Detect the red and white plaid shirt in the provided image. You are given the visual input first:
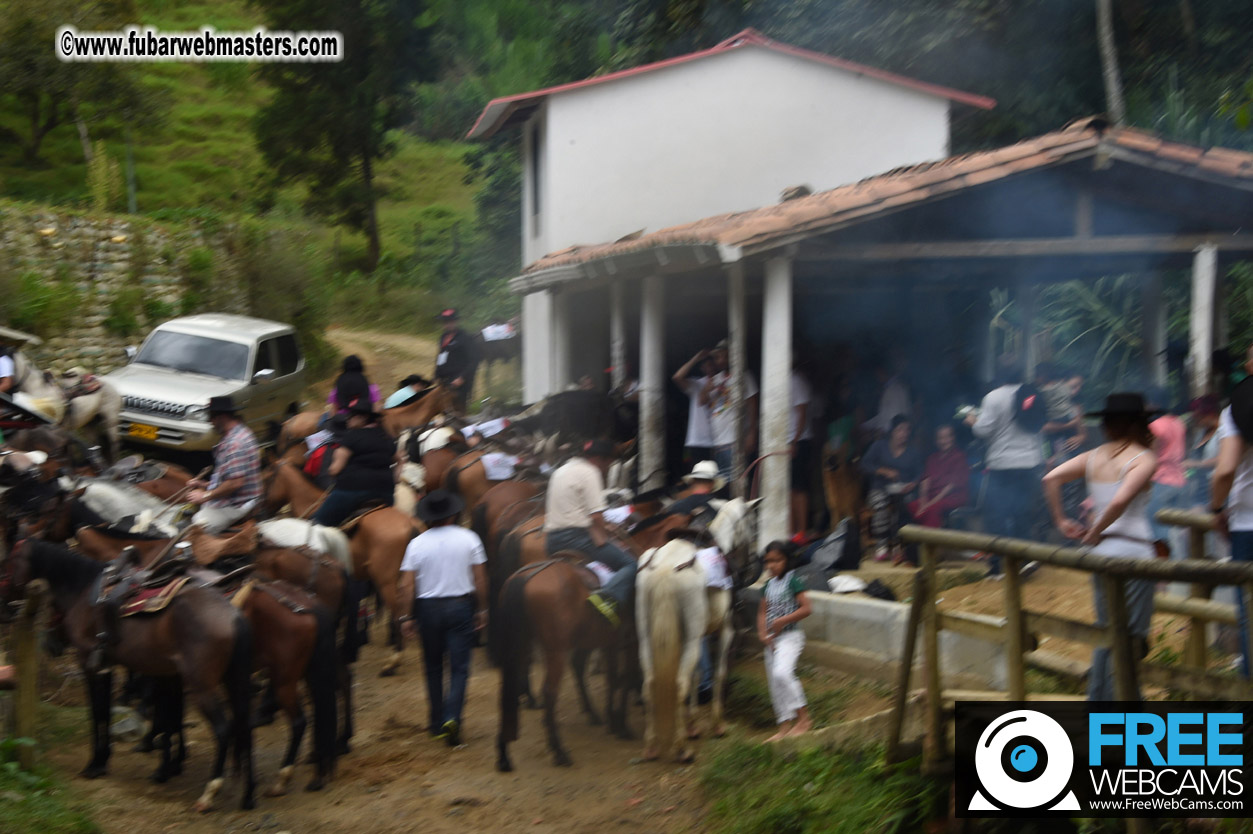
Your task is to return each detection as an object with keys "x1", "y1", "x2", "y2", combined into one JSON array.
[{"x1": 208, "y1": 421, "x2": 261, "y2": 508}]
